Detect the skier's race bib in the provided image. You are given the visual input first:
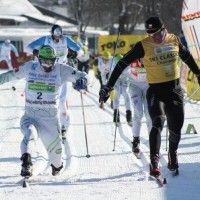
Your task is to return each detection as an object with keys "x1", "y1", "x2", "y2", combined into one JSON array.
[{"x1": 25, "y1": 64, "x2": 61, "y2": 108}]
